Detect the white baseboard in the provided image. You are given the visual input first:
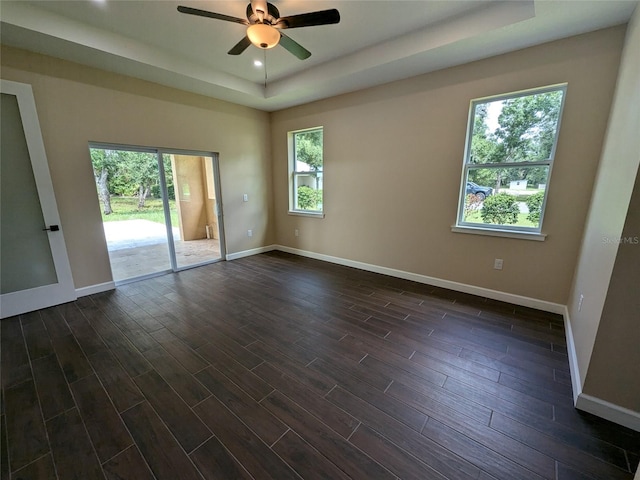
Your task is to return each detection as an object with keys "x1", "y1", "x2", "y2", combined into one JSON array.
[
  {"x1": 275, "y1": 245, "x2": 565, "y2": 314},
  {"x1": 226, "y1": 245, "x2": 276, "y2": 261},
  {"x1": 576, "y1": 394, "x2": 640, "y2": 432},
  {"x1": 564, "y1": 307, "x2": 640, "y2": 432},
  {"x1": 75, "y1": 281, "x2": 115, "y2": 297},
  {"x1": 563, "y1": 307, "x2": 583, "y2": 405}
]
